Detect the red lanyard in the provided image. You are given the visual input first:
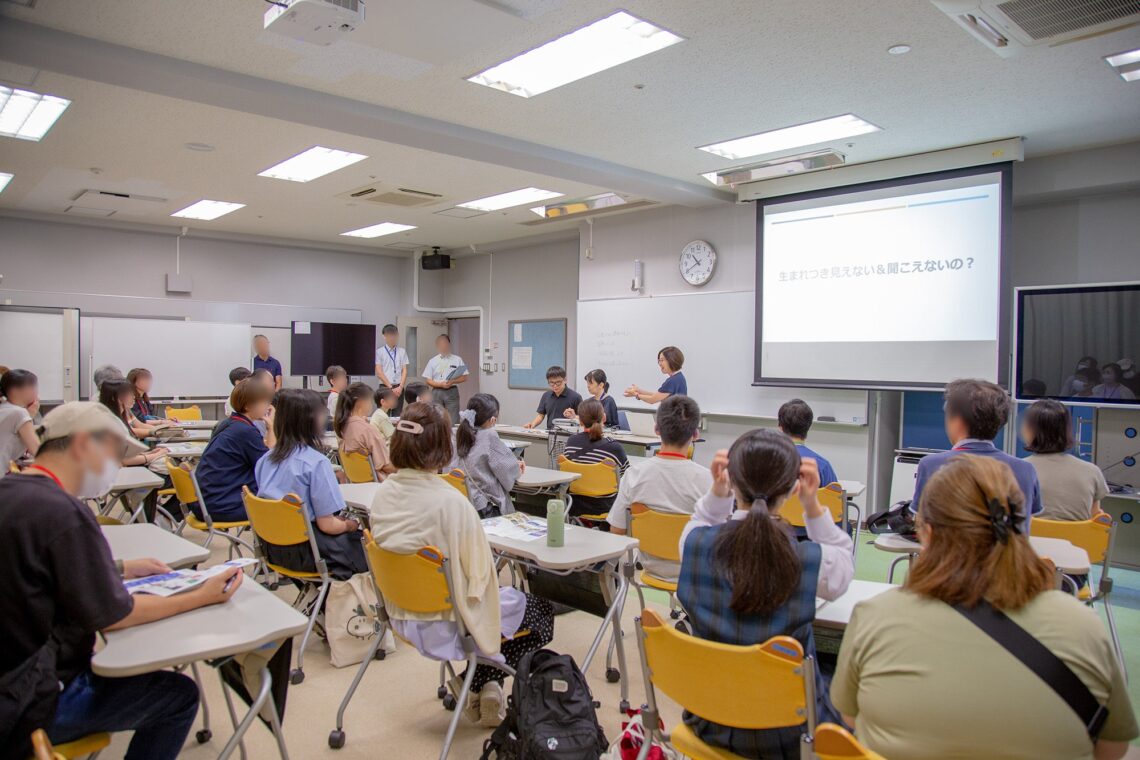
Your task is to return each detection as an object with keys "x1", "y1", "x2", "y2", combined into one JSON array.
[
  {"x1": 229, "y1": 414, "x2": 254, "y2": 427},
  {"x1": 25, "y1": 464, "x2": 64, "y2": 490},
  {"x1": 656, "y1": 451, "x2": 688, "y2": 460}
]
